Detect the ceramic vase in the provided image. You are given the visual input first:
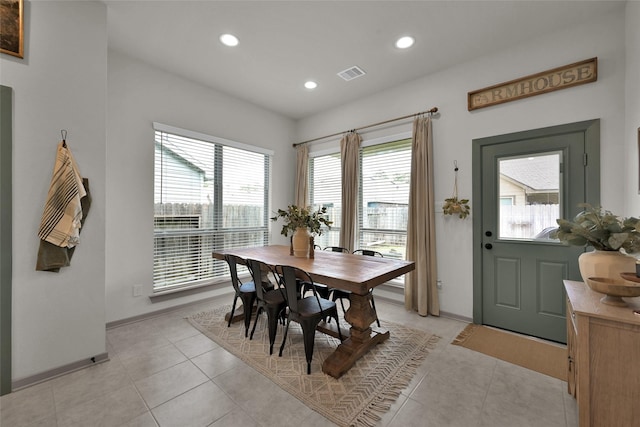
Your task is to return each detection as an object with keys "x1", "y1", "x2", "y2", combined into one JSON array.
[
  {"x1": 292, "y1": 227, "x2": 310, "y2": 257},
  {"x1": 578, "y1": 250, "x2": 636, "y2": 283}
]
